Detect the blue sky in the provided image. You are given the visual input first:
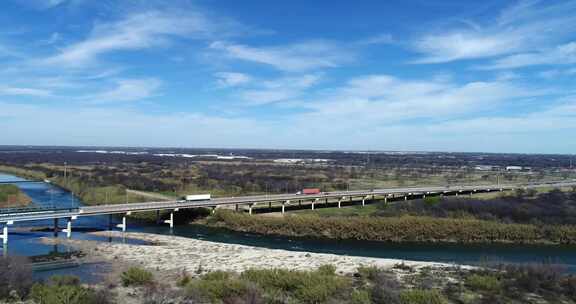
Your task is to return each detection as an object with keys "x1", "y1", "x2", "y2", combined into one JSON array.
[{"x1": 1, "y1": 0, "x2": 575, "y2": 153}]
